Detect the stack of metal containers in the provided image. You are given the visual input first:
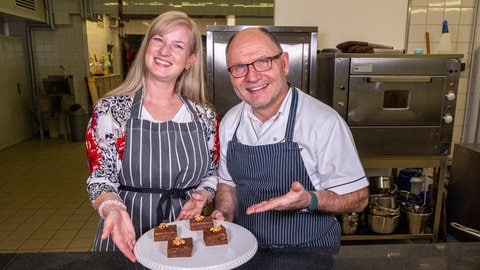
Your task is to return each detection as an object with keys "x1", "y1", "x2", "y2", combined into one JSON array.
[{"x1": 367, "y1": 176, "x2": 400, "y2": 234}]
